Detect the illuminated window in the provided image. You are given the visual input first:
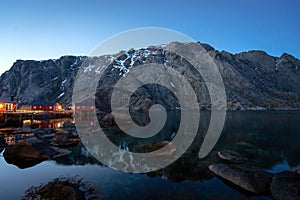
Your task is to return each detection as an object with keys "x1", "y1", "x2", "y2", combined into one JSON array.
[{"x1": 5, "y1": 104, "x2": 13, "y2": 111}]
